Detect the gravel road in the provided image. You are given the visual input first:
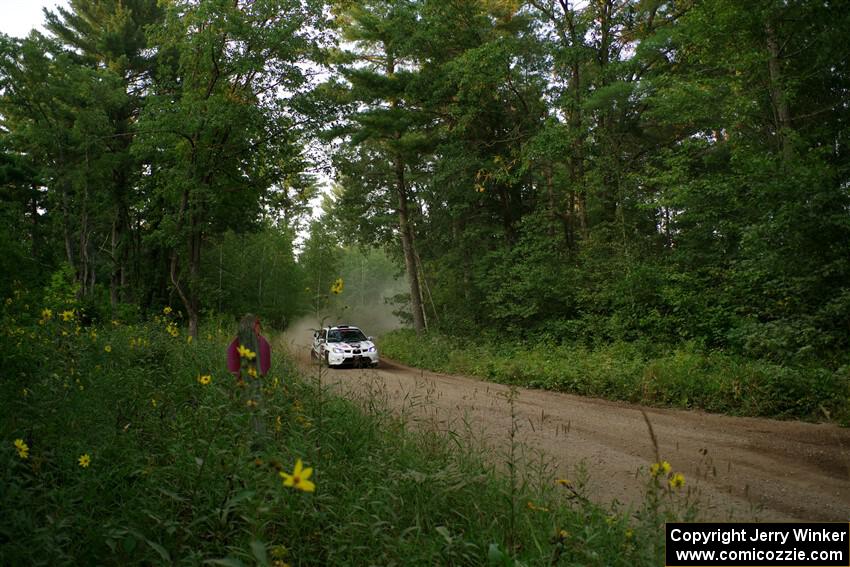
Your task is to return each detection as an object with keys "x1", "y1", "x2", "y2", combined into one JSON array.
[{"x1": 283, "y1": 337, "x2": 850, "y2": 521}]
